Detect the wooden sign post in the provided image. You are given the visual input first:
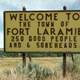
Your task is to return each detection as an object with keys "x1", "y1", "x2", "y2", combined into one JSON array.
[
  {"x1": 63, "y1": 53, "x2": 67, "y2": 77},
  {"x1": 63, "y1": 6, "x2": 67, "y2": 78},
  {"x1": 22, "y1": 7, "x2": 26, "y2": 68}
]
